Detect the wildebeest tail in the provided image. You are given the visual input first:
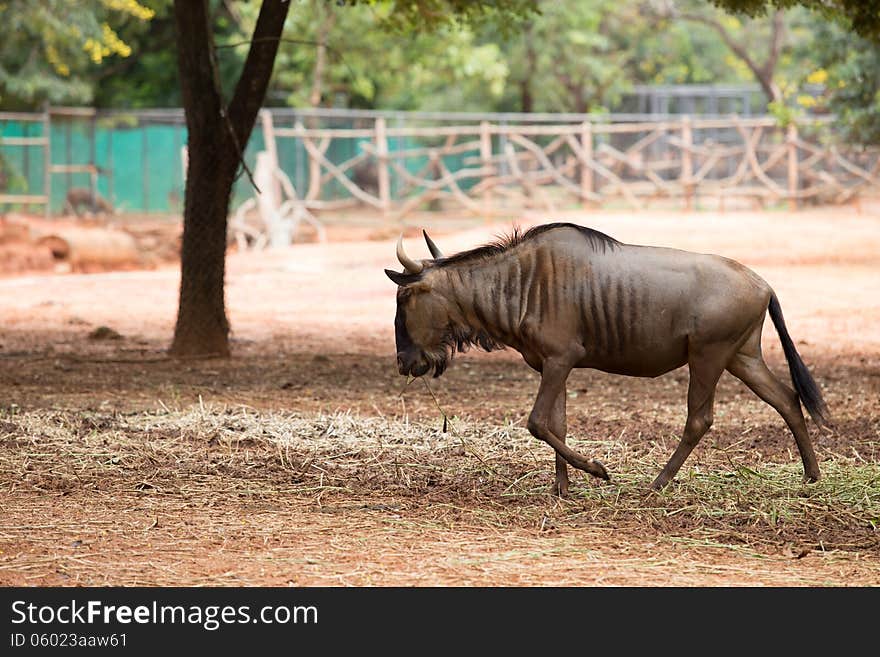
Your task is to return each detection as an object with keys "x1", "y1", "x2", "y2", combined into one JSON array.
[{"x1": 768, "y1": 294, "x2": 831, "y2": 428}]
